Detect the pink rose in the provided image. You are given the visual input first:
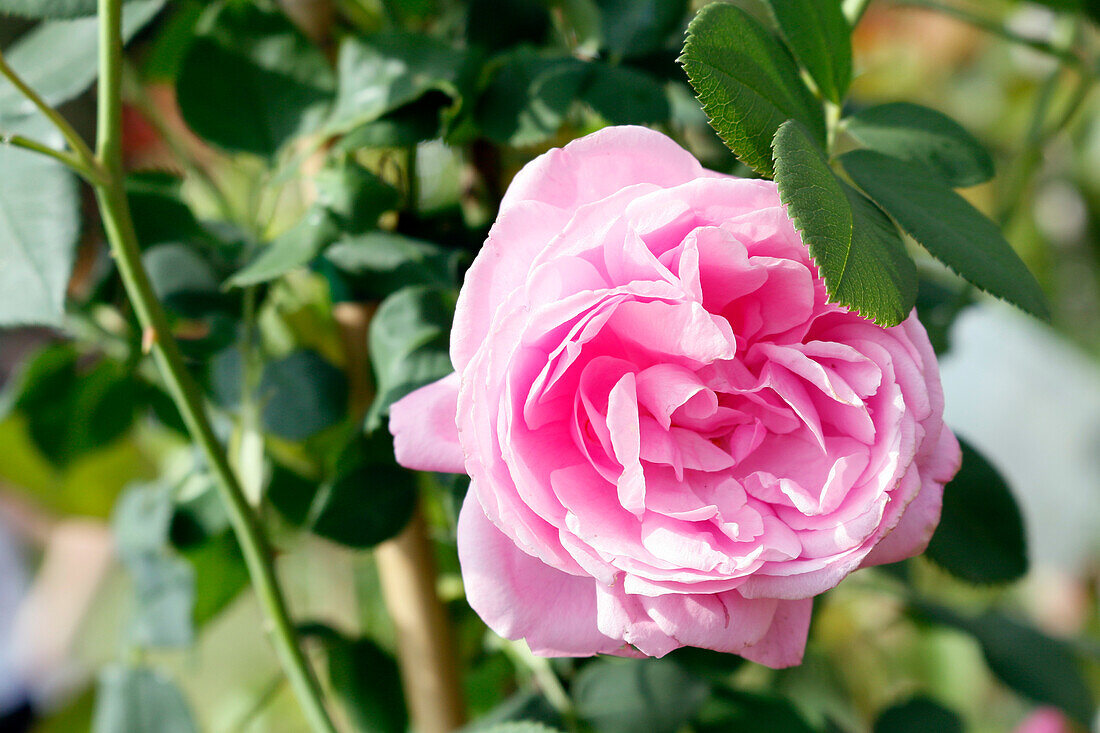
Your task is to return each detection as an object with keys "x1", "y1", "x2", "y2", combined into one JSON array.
[{"x1": 390, "y1": 126, "x2": 961, "y2": 666}]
